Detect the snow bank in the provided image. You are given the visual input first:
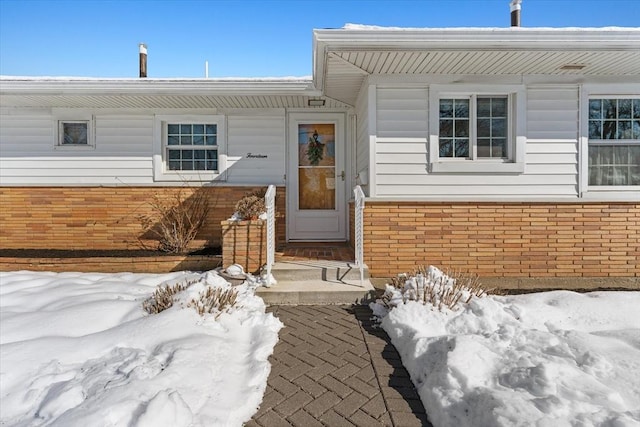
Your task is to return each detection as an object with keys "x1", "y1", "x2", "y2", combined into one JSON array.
[
  {"x1": 0, "y1": 270, "x2": 283, "y2": 427},
  {"x1": 372, "y1": 273, "x2": 640, "y2": 426}
]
